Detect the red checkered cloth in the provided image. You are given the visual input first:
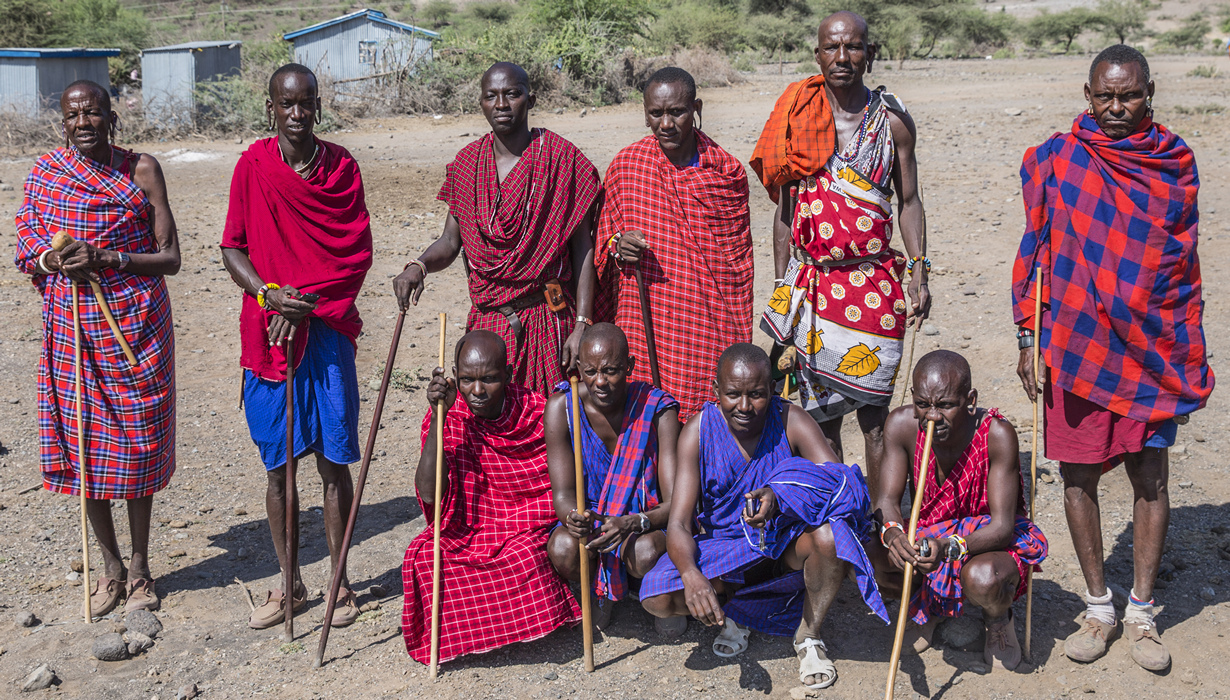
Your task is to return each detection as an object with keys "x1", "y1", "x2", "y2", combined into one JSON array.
[
  {"x1": 14, "y1": 147, "x2": 175, "y2": 499},
  {"x1": 438, "y1": 129, "x2": 601, "y2": 395},
  {"x1": 594, "y1": 132, "x2": 752, "y2": 418},
  {"x1": 401, "y1": 384, "x2": 580, "y2": 665},
  {"x1": 1012, "y1": 113, "x2": 1213, "y2": 424}
]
